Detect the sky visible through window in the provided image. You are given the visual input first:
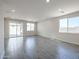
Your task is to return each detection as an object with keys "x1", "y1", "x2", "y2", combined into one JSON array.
[
  {"x1": 60, "y1": 17, "x2": 79, "y2": 27},
  {"x1": 69, "y1": 17, "x2": 79, "y2": 27},
  {"x1": 59, "y1": 16, "x2": 79, "y2": 33},
  {"x1": 27, "y1": 23, "x2": 35, "y2": 31},
  {"x1": 60, "y1": 18, "x2": 67, "y2": 28}
]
